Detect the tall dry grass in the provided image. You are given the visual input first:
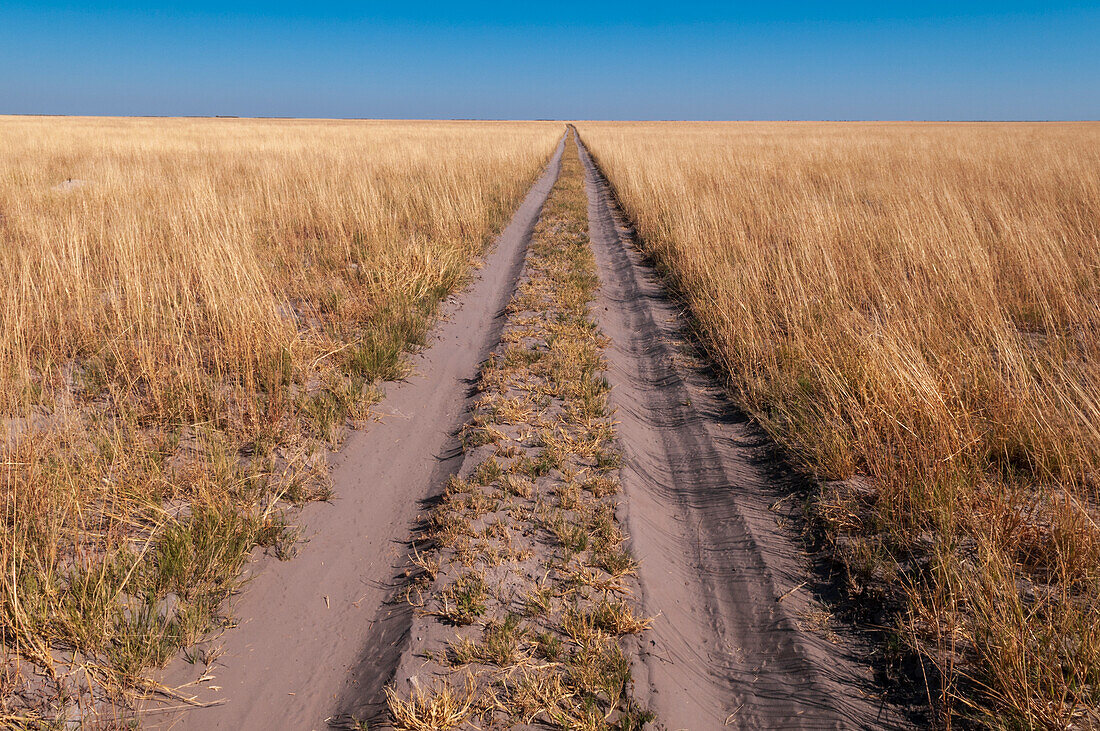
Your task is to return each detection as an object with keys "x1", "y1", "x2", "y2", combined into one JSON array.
[
  {"x1": 0, "y1": 115, "x2": 560, "y2": 718},
  {"x1": 578, "y1": 121, "x2": 1100, "y2": 727}
]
